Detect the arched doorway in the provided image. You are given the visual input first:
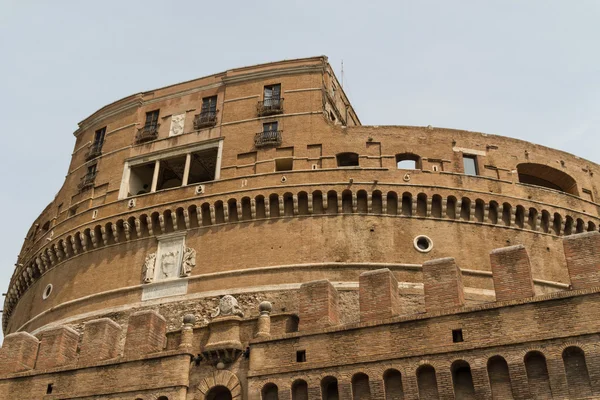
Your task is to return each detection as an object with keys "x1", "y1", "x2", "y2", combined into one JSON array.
[{"x1": 206, "y1": 385, "x2": 233, "y2": 400}]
